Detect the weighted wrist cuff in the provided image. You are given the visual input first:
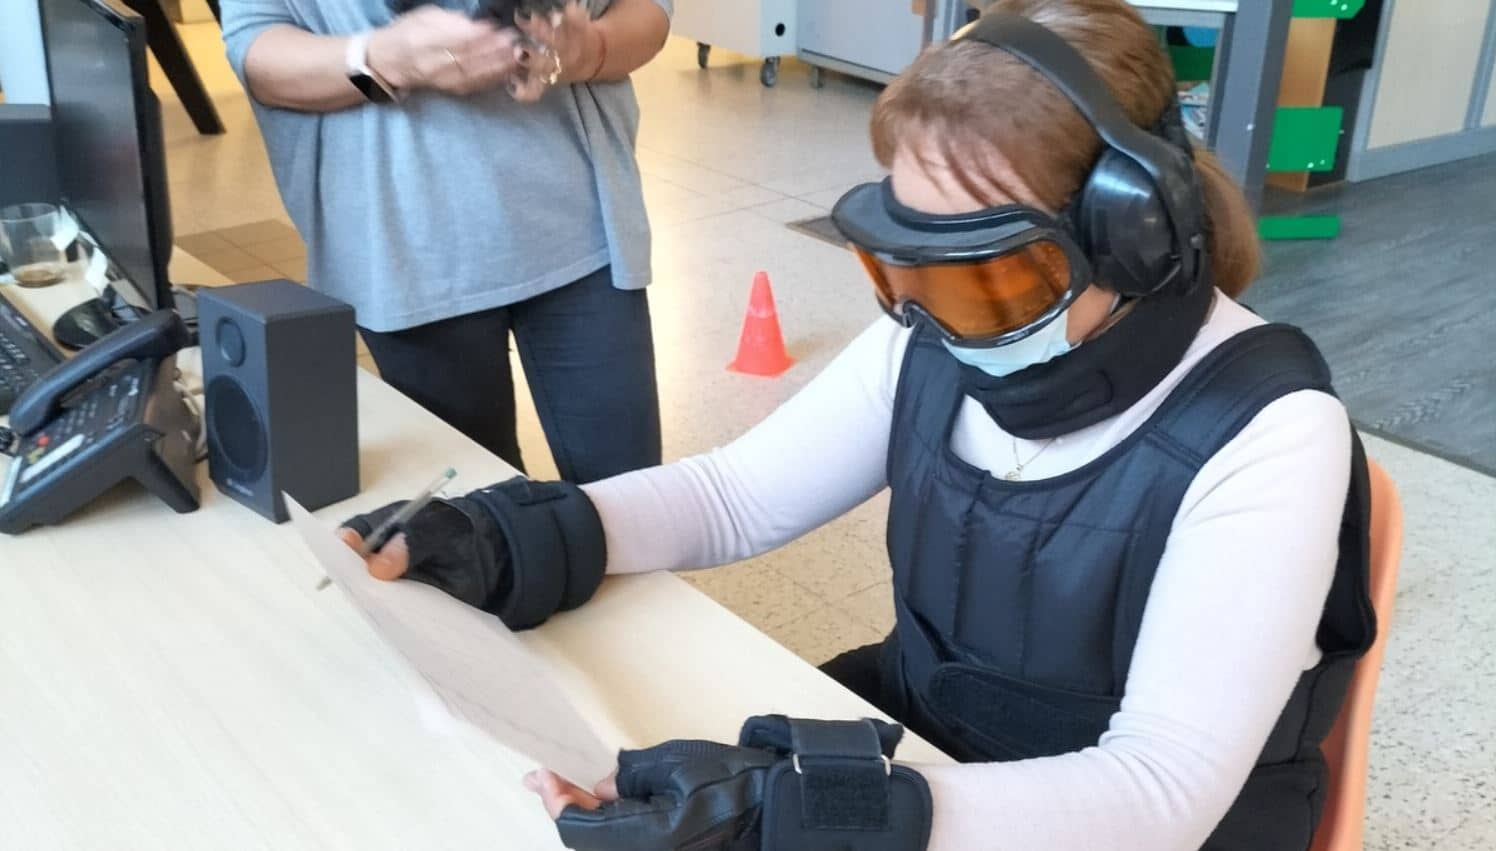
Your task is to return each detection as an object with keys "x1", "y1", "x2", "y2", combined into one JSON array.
[
  {"x1": 467, "y1": 478, "x2": 607, "y2": 630},
  {"x1": 755, "y1": 718, "x2": 932, "y2": 851}
]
